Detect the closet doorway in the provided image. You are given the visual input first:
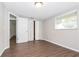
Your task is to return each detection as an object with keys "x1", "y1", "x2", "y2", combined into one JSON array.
[{"x1": 10, "y1": 14, "x2": 16, "y2": 48}]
